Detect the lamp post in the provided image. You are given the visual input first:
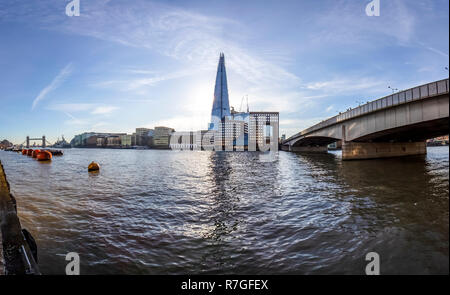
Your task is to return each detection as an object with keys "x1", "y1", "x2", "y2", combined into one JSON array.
[{"x1": 388, "y1": 86, "x2": 398, "y2": 94}]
